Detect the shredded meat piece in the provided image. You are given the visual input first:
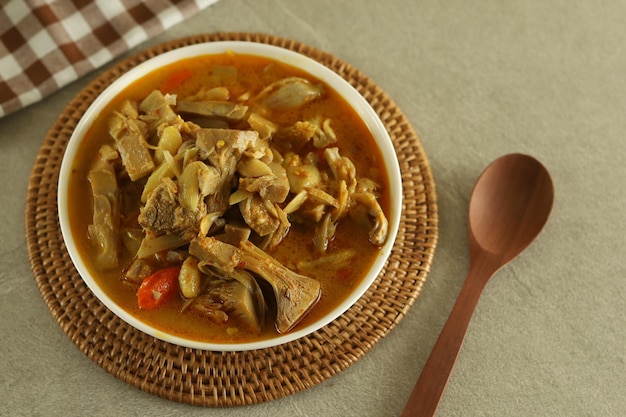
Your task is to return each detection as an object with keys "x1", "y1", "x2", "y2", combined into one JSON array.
[
  {"x1": 239, "y1": 195, "x2": 281, "y2": 237},
  {"x1": 177, "y1": 100, "x2": 248, "y2": 122},
  {"x1": 108, "y1": 105, "x2": 154, "y2": 181},
  {"x1": 138, "y1": 178, "x2": 206, "y2": 240},
  {"x1": 189, "y1": 236, "x2": 321, "y2": 333}
]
